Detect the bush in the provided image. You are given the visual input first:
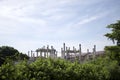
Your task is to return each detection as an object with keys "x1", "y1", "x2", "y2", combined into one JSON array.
[
  {"x1": 105, "y1": 46, "x2": 120, "y2": 63},
  {"x1": 0, "y1": 57, "x2": 119, "y2": 80}
]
